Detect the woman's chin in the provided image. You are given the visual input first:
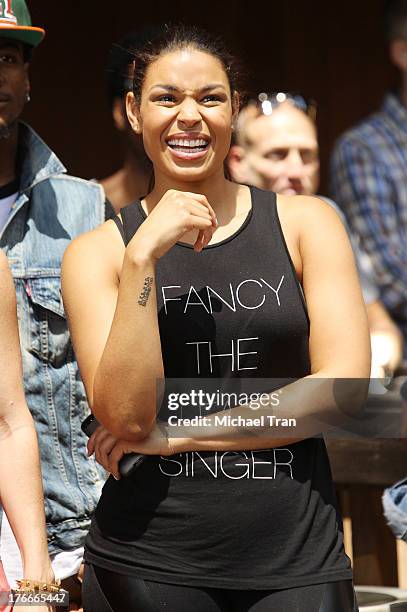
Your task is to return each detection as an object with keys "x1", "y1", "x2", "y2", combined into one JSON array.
[{"x1": 164, "y1": 161, "x2": 213, "y2": 183}]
